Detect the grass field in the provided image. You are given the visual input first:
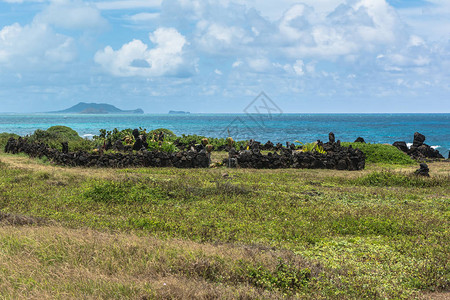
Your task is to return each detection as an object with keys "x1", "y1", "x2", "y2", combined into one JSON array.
[{"x1": 0, "y1": 151, "x2": 448, "y2": 299}]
